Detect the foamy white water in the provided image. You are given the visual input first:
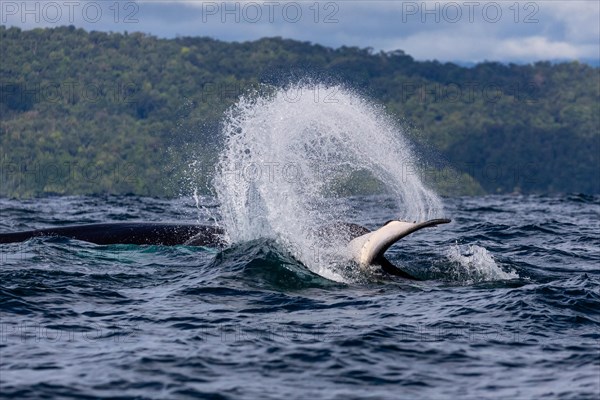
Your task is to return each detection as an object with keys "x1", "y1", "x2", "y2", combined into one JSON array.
[
  {"x1": 445, "y1": 244, "x2": 519, "y2": 283},
  {"x1": 211, "y1": 84, "x2": 444, "y2": 279}
]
